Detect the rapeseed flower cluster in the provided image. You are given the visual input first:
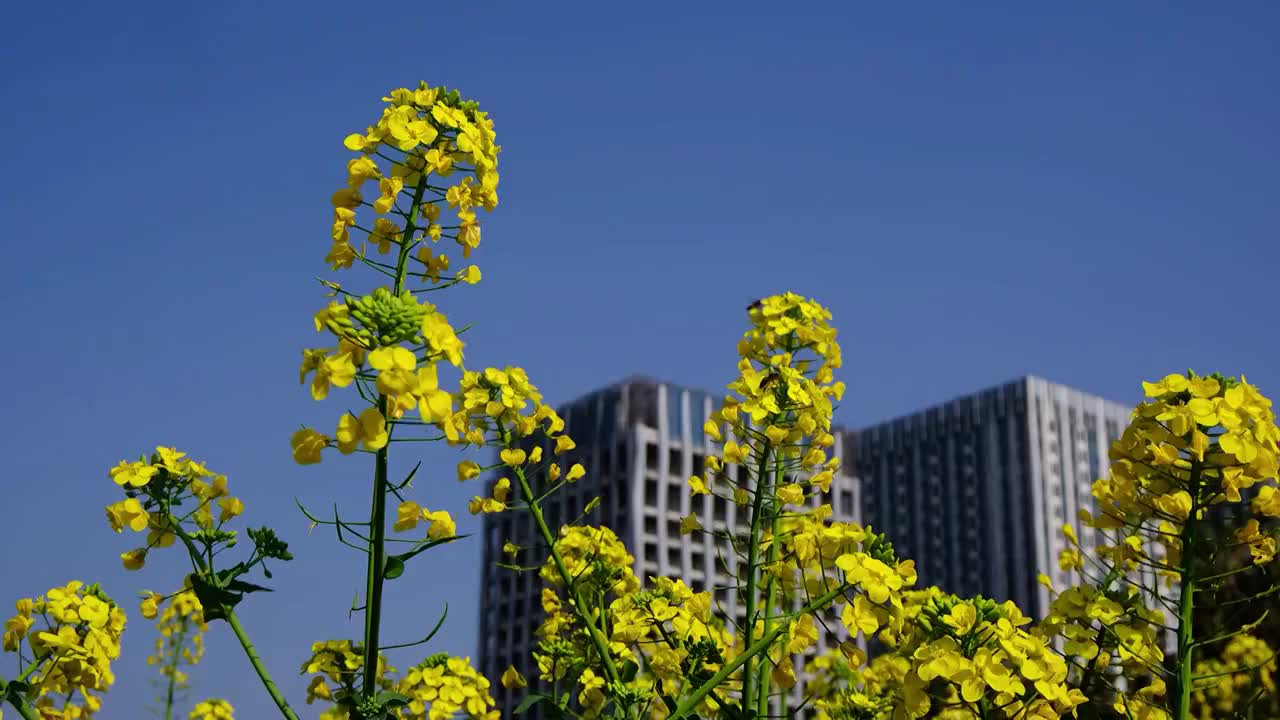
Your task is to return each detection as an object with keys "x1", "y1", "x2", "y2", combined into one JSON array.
[
  {"x1": 891, "y1": 594, "x2": 1086, "y2": 718},
  {"x1": 300, "y1": 641, "x2": 497, "y2": 720},
  {"x1": 188, "y1": 698, "x2": 235, "y2": 720},
  {"x1": 331, "y1": 81, "x2": 498, "y2": 272},
  {"x1": 804, "y1": 649, "x2": 905, "y2": 720},
  {"x1": 1024, "y1": 372, "x2": 1279, "y2": 720},
  {"x1": 2, "y1": 582, "x2": 127, "y2": 719},
  {"x1": 1190, "y1": 634, "x2": 1276, "y2": 719},
  {"x1": 143, "y1": 590, "x2": 207, "y2": 698},
  {"x1": 104, "y1": 447, "x2": 244, "y2": 572},
  {"x1": 1037, "y1": 580, "x2": 1167, "y2": 712},
  {"x1": 396, "y1": 655, "x2": 500, "y2": 720},
  {"x1": 292, "y1": 81, "x2": 498, "y2": 470},
  {"x1": 1089, "y1": 372, "x2": 1279, "y2": 567},
  {"x1": 692, "y1": 293, "x2": 844, "y2": 507}
]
